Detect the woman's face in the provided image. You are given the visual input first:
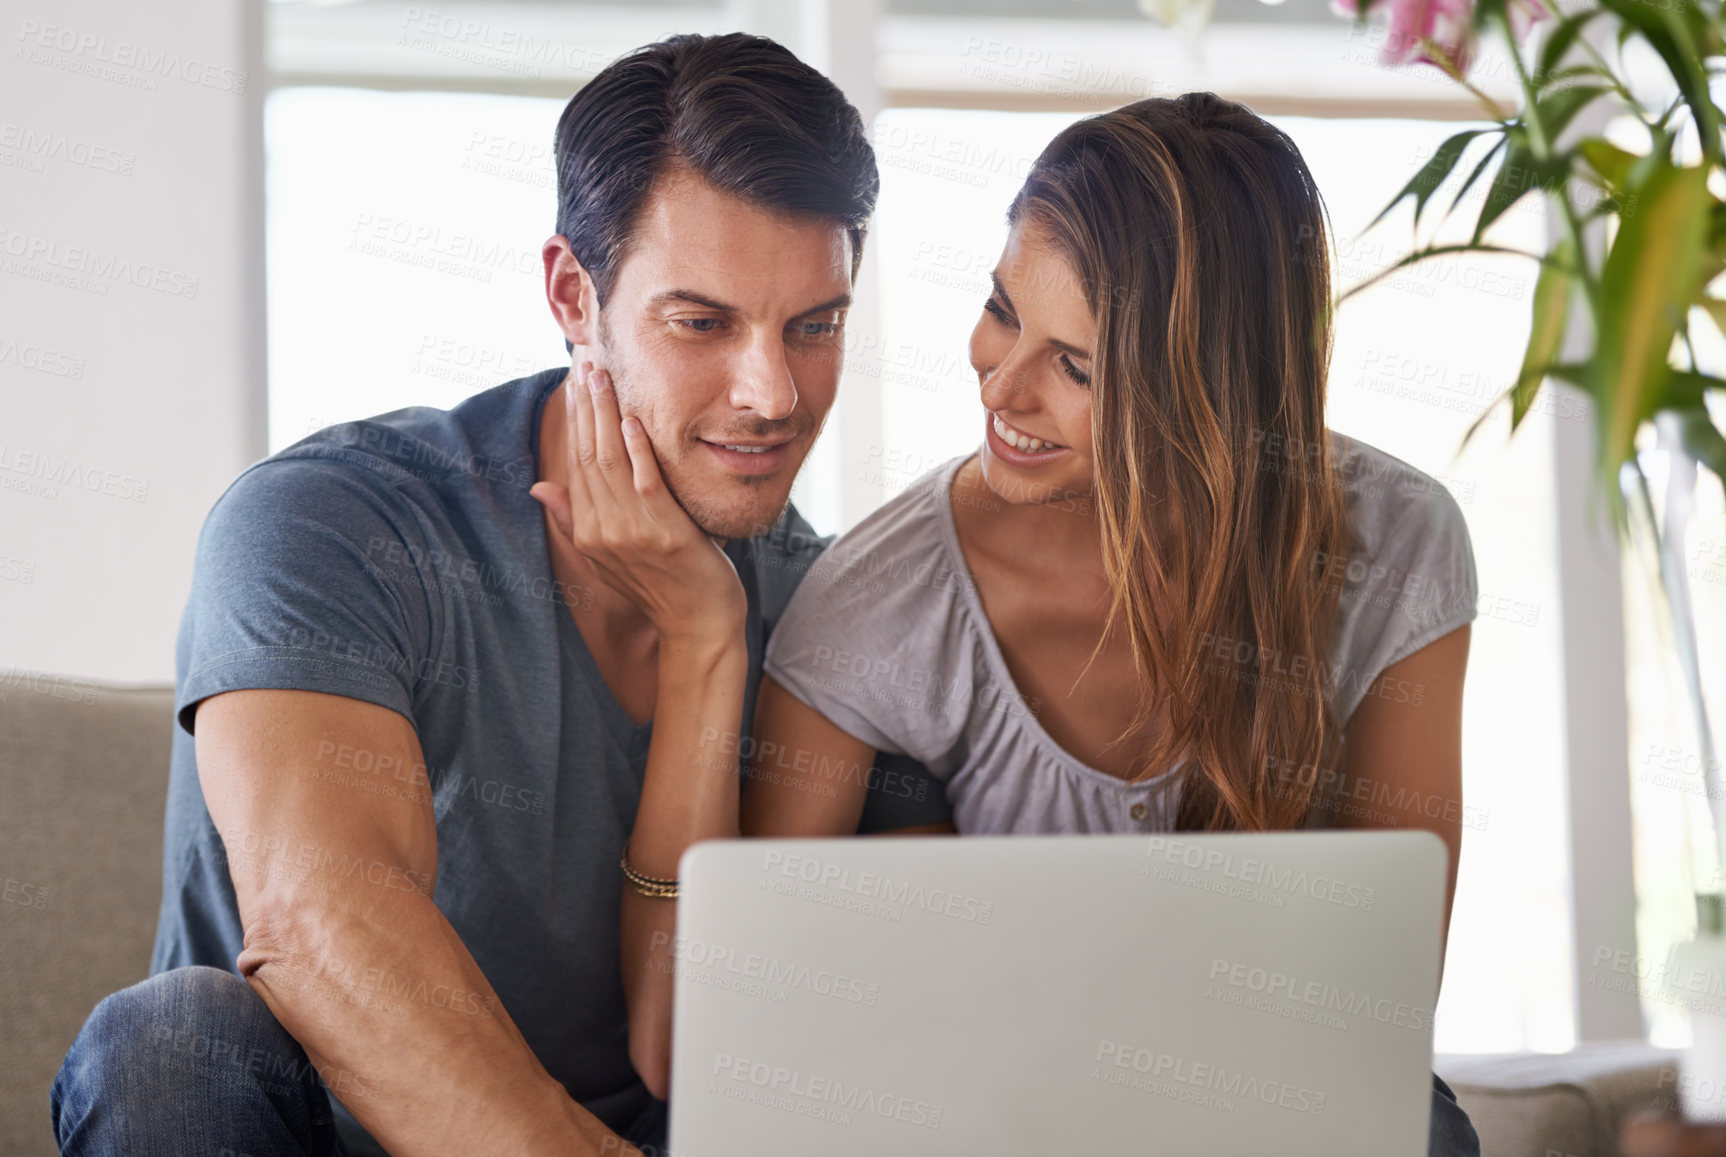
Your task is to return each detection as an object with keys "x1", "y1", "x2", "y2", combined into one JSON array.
[{"x1": 968, "y1": 221, "x2": 1097, "y2": 507}]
